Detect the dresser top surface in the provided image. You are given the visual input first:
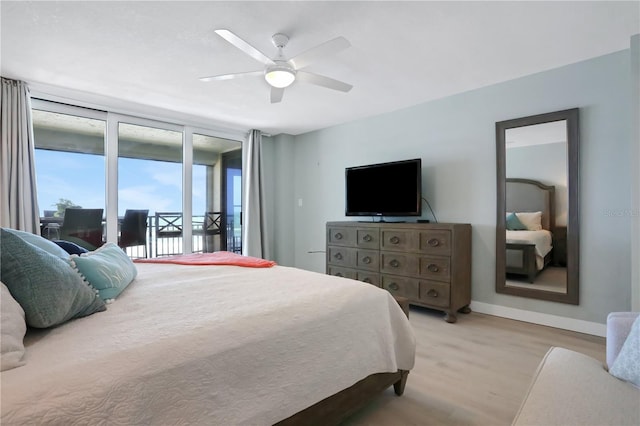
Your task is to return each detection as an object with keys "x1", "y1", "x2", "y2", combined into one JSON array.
[{"x1": 327, "y1": 221, "x2": 470, "y2": 230}]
